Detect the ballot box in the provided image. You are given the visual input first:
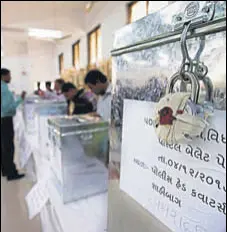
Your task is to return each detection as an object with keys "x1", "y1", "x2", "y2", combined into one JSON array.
[{"x1": 48, "y1": 115, "x2": 109, "y2": 203}]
